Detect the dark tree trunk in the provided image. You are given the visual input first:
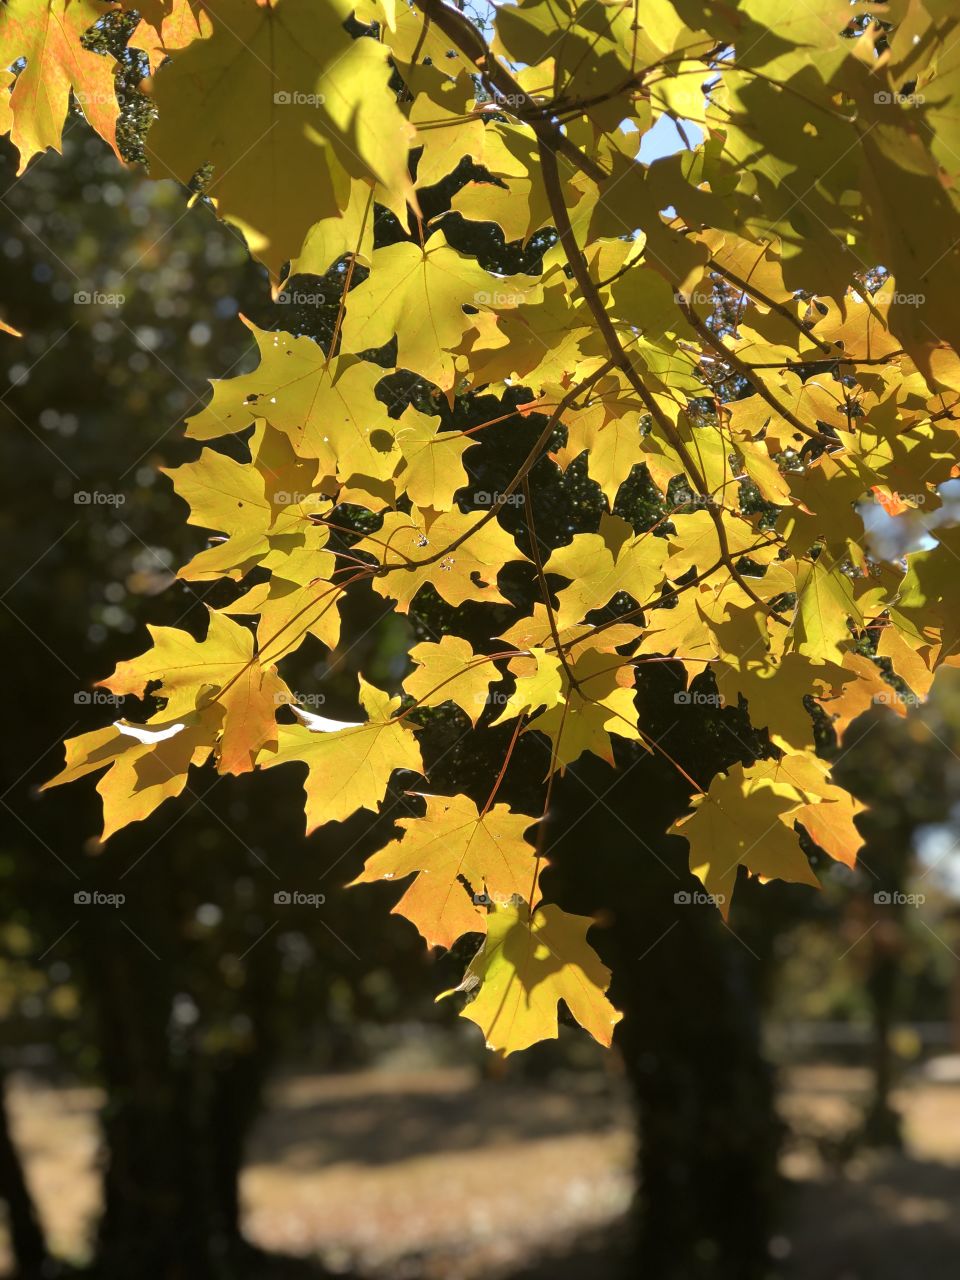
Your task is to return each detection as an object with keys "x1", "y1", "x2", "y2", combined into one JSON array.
[
  {"x1": 83, "y1": 901, "x2": 273, "y2": 1279},
  {"x1": 617, "y1": 922, "x2": 779, "y2": 1280},
  {"x1": 0, "y1": 1070, "x2": 48, "y2": 1279},
  {"x1": 542, "y1": 664, "x2": 782, "y2": 1280},
  {"x1": 92, "y1": 949, "x2": 213, "y2": 1279},
  {"x1": 95, "y1": 1053, "x2": 268, "y2": 1279},
  {"x1": 862, "y1": 884, "x2": 905, "y2": 1149}
]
